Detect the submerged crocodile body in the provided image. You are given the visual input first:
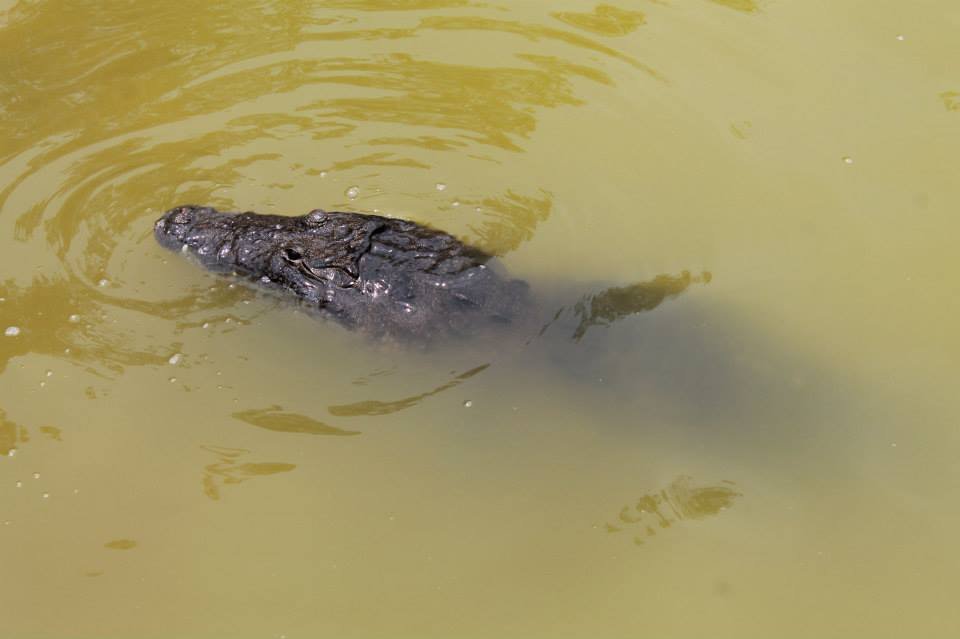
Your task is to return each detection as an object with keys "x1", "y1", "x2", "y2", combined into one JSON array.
[{"x1": 154, "y1": 205, "x2": 531, "y2": 341}]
